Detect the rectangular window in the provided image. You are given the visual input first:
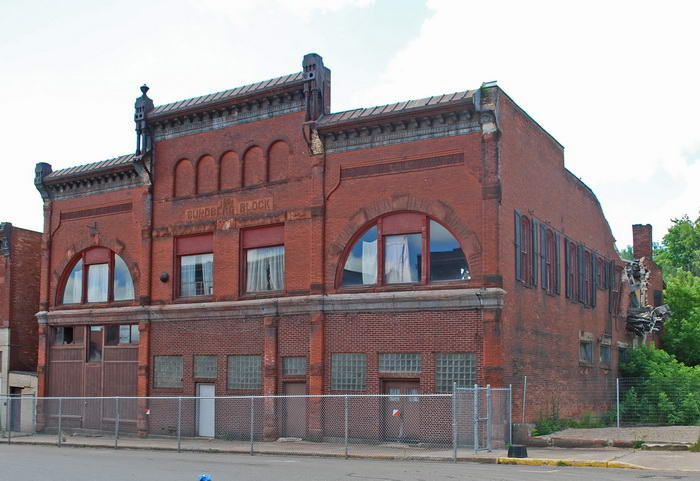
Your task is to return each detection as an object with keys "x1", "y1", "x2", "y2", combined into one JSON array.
[
  {"x1": 87, "y1": 263, "x2": 109, "y2": 303},
  {"x1": 331, "y1": 353, "x2": 367, "y2": 391},
  {"x1": 243, "y1": 226, "x2": 285, "y2": 293},
  {"x1": 177, "y1": 235, "x2": 214, "y2": 297},
  {"x1": 105, "y1": 324, "x2": 139, "y2": 345},
  {"x1": 53, "y1": 326, "x2": 74, "y2": 345},
  {"x1": 88, "y1": 326, "x2": 103, "y2": 362},
  {"x1": 180, "y1": 253, "x2": 214, "y2": 297},
  {"x1": 379, "y1": 353, "x2": 421, "y2": 372},
  {"x1": 194, "y1": 355, "x2": 218, "y2": 378},
  {"x1": 579, "y1": 334, "x2": 593, "y2": 364},
  {"x1": 600, "y1": 344, "x2": 611, "y2": 365},
  {"x1": 227, "y1": 355, "x2": 262, "y2": 389},
  {"x1": 246, "y1": 246, "x2": 285, "y2": 292},
  {"x1": 384, "y1": 233, "x2": 422, "y2": 284},
  {"x1": 584, "y1": 251, "x2": 592, "y2": 305},
  {"x1": 435, "y1": 352, "x2": 475, "y2": 392},
  {"x1": 282, "y1": 356, "x2": 307, "y2": 376},
  {"x1": 154, "y1": 355, "x2": 183, "y2": 388}
]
